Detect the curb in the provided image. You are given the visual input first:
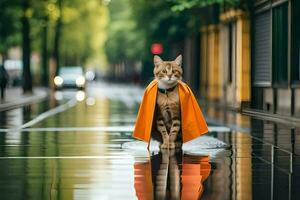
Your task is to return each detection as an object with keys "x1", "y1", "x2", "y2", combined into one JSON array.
[
  {"x1": 242, "y1": 108, "x2": 300, "y2": 128},
  {"x1": 0, "y1": 89, "x2": 48, "y2": 112}
]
